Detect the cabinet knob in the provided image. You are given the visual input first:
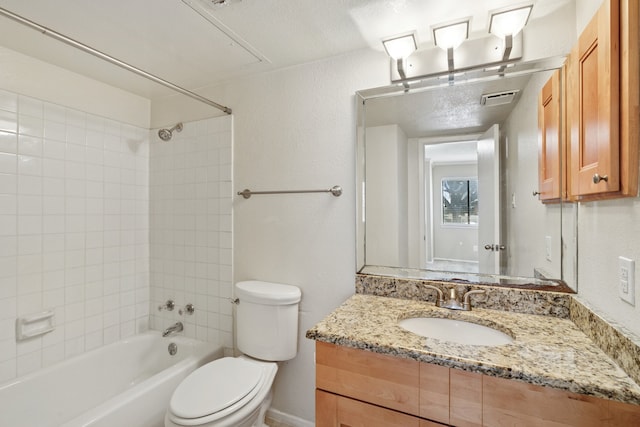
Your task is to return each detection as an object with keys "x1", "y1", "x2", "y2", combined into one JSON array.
[
  {"x1": 592, "y1": 173, "x2": 609, "y2": 184},
  {"x1": 532, "y1": 191, "x2": 541, "y2": 196}
]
